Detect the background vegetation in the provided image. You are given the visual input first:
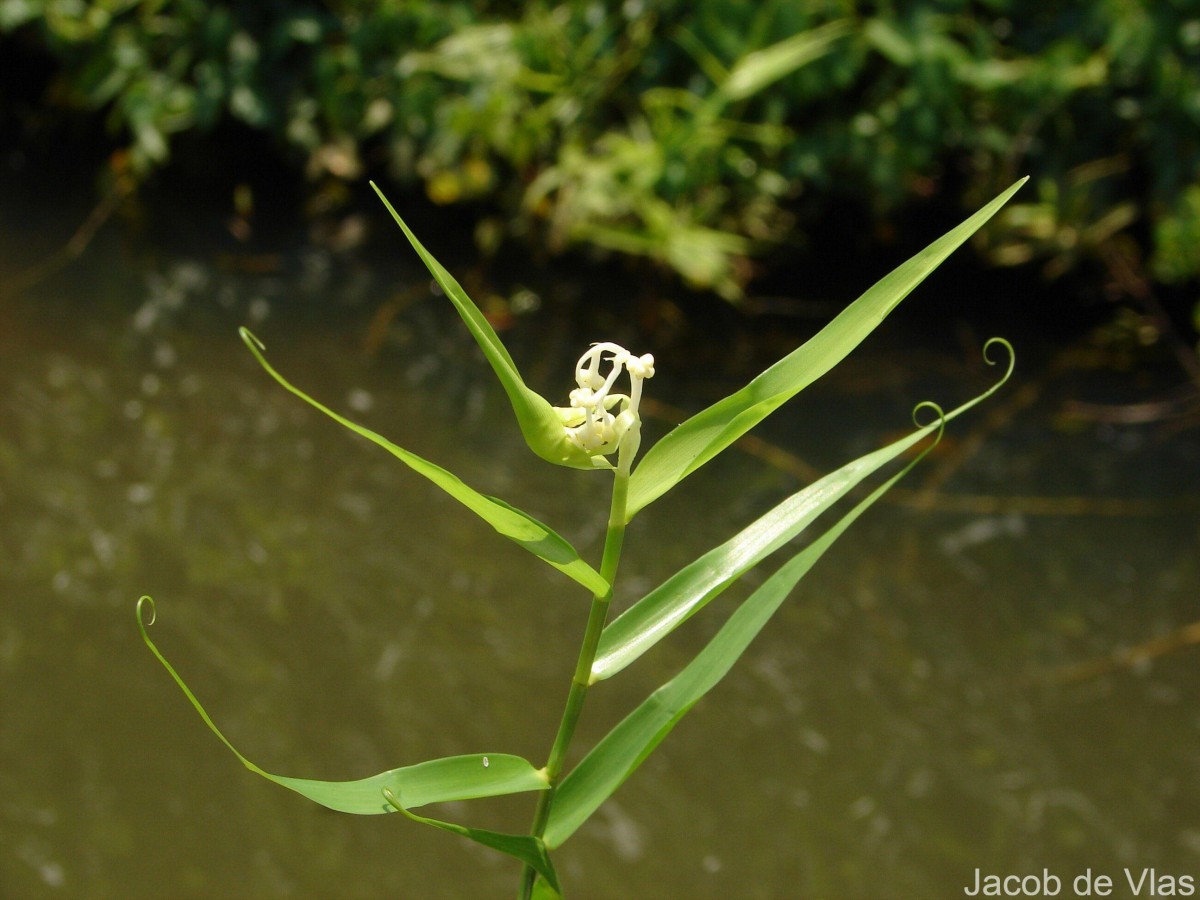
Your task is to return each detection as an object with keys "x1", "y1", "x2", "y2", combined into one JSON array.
[{"x1": 2, "y1": 1, "x2": 1198, "y2": 316}]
